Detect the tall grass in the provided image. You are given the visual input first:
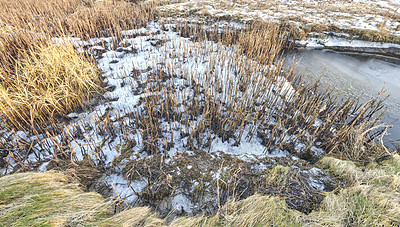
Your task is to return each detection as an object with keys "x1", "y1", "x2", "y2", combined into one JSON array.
[
  {"x1": 0, "y1": 0, "x2": 157, "y2": 74},
  {"x1": 0, "y1": 0, "x2": 156, "y2": 39},
  {"x1": 0, "y1": 0, "x2": 159, "y2": 169},
  {"x1": 0, "y1": 0, "x2": 157, "y2": 128},
  {"x1": 0, "y1": 42, "x2": 100, "y2": 130}
]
